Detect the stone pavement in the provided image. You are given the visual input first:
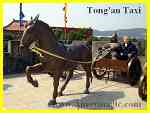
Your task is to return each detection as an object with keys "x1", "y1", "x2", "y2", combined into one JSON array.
[{"x1": 3, "y1": 72, "x2": 146, "y2": 110}]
